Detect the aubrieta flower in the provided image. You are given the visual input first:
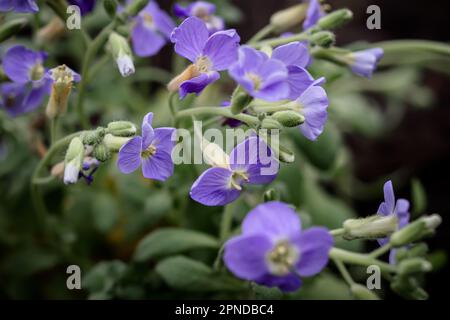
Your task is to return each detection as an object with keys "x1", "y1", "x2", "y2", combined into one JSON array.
[
  {"x1": 229, "y1": 46, "x2": 289, "y2": 102},
  {"x1": 174, "y1": 1, "x2": 224, "y2": 33},
  {"x1": 190, "y1": 136, "x2": 279, "y2": 206},
  {"x1": 117, "y1": 112, "x2": 176, "y2": 181},
  {"x1": 347, "y1": 48, "x2": 384, "y2": 79},
  {"x1": 224, "y1": 201, "x2": 334, "y2": 292},
  {"x1": 377, "y1": 180, "x2": 410, "y2": 264},
  {"x1": 0, "y1": 0, "x2": 39, "y2": 13},
  {"x1": 168, "y1": 17, "x2": 240, "y2": 99},
  {"x1": 68, "y1": 0, "x2": 96, "y2": 15},
  {"x1": 129, "y1": 1, "x2": 175, "y2": 57},
  {"x1": 303, "y1": 0, "x2": 324, "y2": 30}
]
